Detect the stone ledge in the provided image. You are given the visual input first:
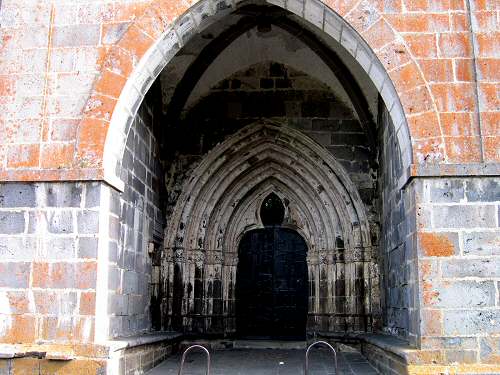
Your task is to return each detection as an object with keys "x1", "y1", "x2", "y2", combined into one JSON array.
[
  {"x1": 313, "y1": 332, "x2": 415, "y2": 364},
  {"x1": 0, "y1": 332, "x2": 183, "y2": 360},
  {"x1": 359, "y1": 333, "x2": 413, "y2": 361},
  {"x1": 106, "y1": 332, "x2": 183, "y2": 352},
  {"x1": 0, "y1": 343, "x2": 110, "y2": 360},
  {"x1": 0, "y1": 344, "x2": 90, "y2": 360},
  {"x1": 410, "y1": 163, "x2": 500, "y2": 178}
]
